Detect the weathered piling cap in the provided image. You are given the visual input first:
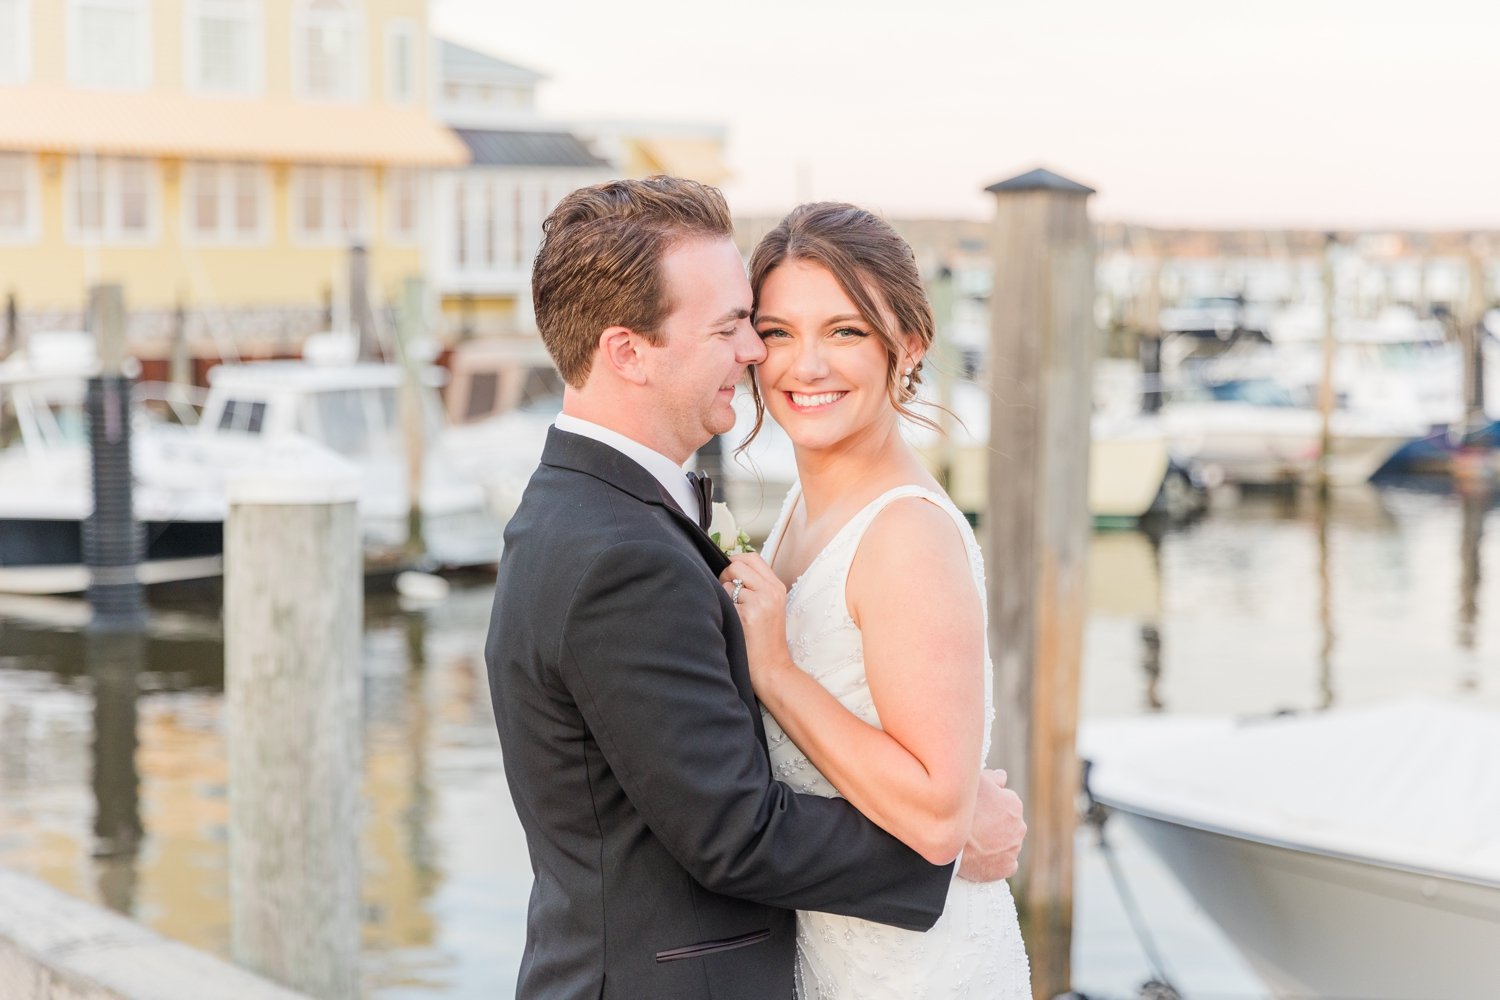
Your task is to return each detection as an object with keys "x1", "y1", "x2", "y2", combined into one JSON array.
[
  {"x1": 226, "y1": 445, "x2": 360, "y2": 506},
  {"x1": 984, "y1": 167, "x2": 1096, "y2": 195}
]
